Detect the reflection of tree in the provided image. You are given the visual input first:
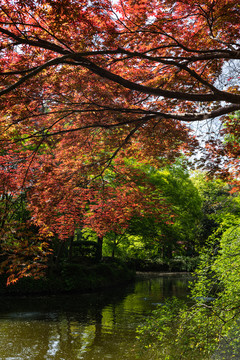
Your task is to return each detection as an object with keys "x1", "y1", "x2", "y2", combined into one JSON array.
[
  {"x1": 93, "y1": 306, "x2": 103, "y2": 340},
  {"x1": 0, "y1": 276, "x2": 190, "y2": 359},
  {"x1": 162, "y1": 276, "x2": 190, "y2": 299}
]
